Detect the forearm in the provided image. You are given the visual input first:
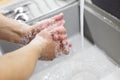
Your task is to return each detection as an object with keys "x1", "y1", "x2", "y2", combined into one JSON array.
[
  {"x1": 0, "y1": 42, "x2": 41, "y2": 80},
  {"x1": 0, "y1": 13, "x2": 30, "y2": 43}
]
